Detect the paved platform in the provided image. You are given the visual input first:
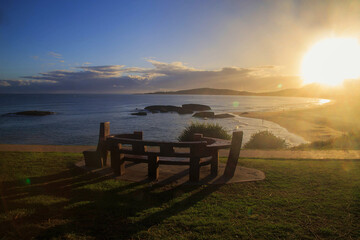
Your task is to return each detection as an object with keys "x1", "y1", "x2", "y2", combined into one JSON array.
[
  {"x1": 0, "y1": 144, "x2": 96, "y2": 153},
  {"x1": 2, "y1": 144, "x2": 360, "y2": 160},
  {"x1": 75, "y1": 160, "x2": 265, "y2": 185}
]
